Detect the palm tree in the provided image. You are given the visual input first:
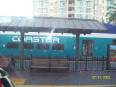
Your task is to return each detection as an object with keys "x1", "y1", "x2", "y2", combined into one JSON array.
[{"x1": 106, "y1": 4, "x2": 116, "y2": 24}]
